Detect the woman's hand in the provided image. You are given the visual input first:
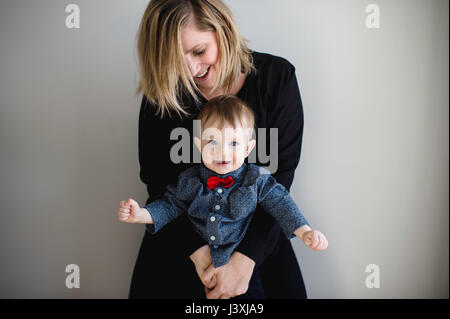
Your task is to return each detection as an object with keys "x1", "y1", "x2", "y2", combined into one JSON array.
[
  {"x1": 189, "y1": 245, "x2": 217, "y2": 288},
  {"x1": 201, "y1": 251, "x2": 255, "y2": 299}
]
